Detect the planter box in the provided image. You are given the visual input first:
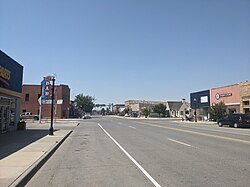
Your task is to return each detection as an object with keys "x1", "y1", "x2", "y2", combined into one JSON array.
[{"x1": 17, "y1": 121, "x2": 26, "y2": 130}]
